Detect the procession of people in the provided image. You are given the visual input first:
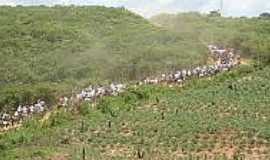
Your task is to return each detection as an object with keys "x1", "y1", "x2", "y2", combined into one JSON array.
[
  {"x1": 0, "y1": 83, "x2": 127, "y2": 130},
  {"x1": 0, "y1": 44, "x2": 241, "y2": 131},
  {"x1": 0, "y1": 100, "x2": 47, "y2": 129},
  {"x1": 143, "y1": 45, "x2": 240, "y2": 85}
]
